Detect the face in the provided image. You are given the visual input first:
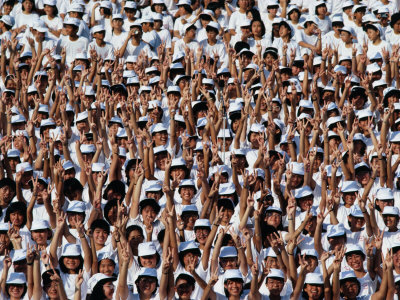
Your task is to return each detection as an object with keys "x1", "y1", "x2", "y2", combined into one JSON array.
[
  {"x1": 367, "y1": 28, "x2": 379, "y2": 41},
  {"x1": 346, "y1": 253, "x2": 364, "y2": 271},
  {"x1": 266, "y1": 278, "x2": 284, "y2": 295},
  {"x1": 63, "y1": 256, "x2": 80, "y2": 270},
  {"x1": 220, "y1": 207, "x2": 233, "y2": 223},
  {"x1": 224, "y1": 280, "x2": 243, "y2": 296},
  {"x1": 0, "y1": 186, "x2": 14, "y2": 206},
  {"x1": 376, "y1": 199, "x2": 393, "y2": 212},
  {"x1": 342, "y1": 192, "x2": 357, "y2": 206},
  {"x1": 67, "y1": 213, "x2": 85, "y2": 228},
  {"x1": 44, "y1": 281, "x2": 59, "y2": 299},
  {"x1": 328, "y1": 236, "x2": 346, "y2": 251},
  {"x1": 31, "y1": 229, "x2": 49, "y2": 245},
  {"x1": 99, "y1": 259, "x2": 115, "y2": 277},
  {"x1": 102, "y1": 281, "x2": 115, "y2": 300},
  {"x1": 195, "y1": 227, "x2": 210, "y2": 244},
  {"x1": 304, "y1": 217, "x2": 317, "y2": 233},
  {"x1": 128, "y1": 229, "x2": 144, "y2": 249},
  {"x1": 348, "y1": 216, "x2": 365, "y2": 231},
  {"x1": 181, "y1": 212, "x2": 198, "y2": 230},
  {"x1": 290, "y1": 174, "x2": 303, "y2": 188},
  {"x1": 93, "y1": 228, "x2": 109, "y2": 246},
  {"x1": 140, "y1": 254, "x2": 157, "y2": 268},
  {"x1": 383, "y1": 215, "x2": 399, "y2": 229},
  {"x1": 355, "y1": 170, "x2": 370, "y2": 185},
  {"x1": 137, "y1": 277, "x2": 157, "y2": 296},
  {"x1": 298, "y1": 196, "x2": 313, "y2": 211},
  {"x1": 175, "y1": 279, "x2": 194, "y2": 300},
  {"x1": 152, "y1": 131, "x2": 168, "y2": 146},
  {"x1": 206, "y1": 29, "x2": 218, "y2": 41},
  {"x1": 341, "y1": 280, "x2": 359, "y2": 299},
  {"x1": 220, "y1": 257, "x2": 238, "y2": 270},
  {"x1": 141, "y1": 205, "x2": 157, "y2": 225},
  {"x1": 265, "y1": 211, "x2": 281, "y2": 228},
  {"x1": 10, "y1": 211, "x2": 24, "y2": 227},
  {"x1": 304, "y1": 284, "x2": 323, "y2": 299},
  {"x1": 180, "y1": 187, "x2": 195, "y2": 202},
  {"x1": 8, "y1": 285, "x2": 24, "y2": 298},
  {"x1": 265, "y1": 257, "x2": 279, "y2": 269}
]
